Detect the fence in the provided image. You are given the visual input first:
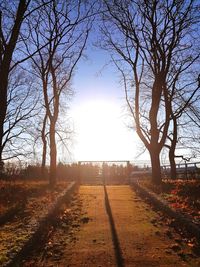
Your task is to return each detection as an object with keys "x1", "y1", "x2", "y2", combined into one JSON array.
[{"x1": 162, "y1": 162, "x2": 200, "y2": 179}]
